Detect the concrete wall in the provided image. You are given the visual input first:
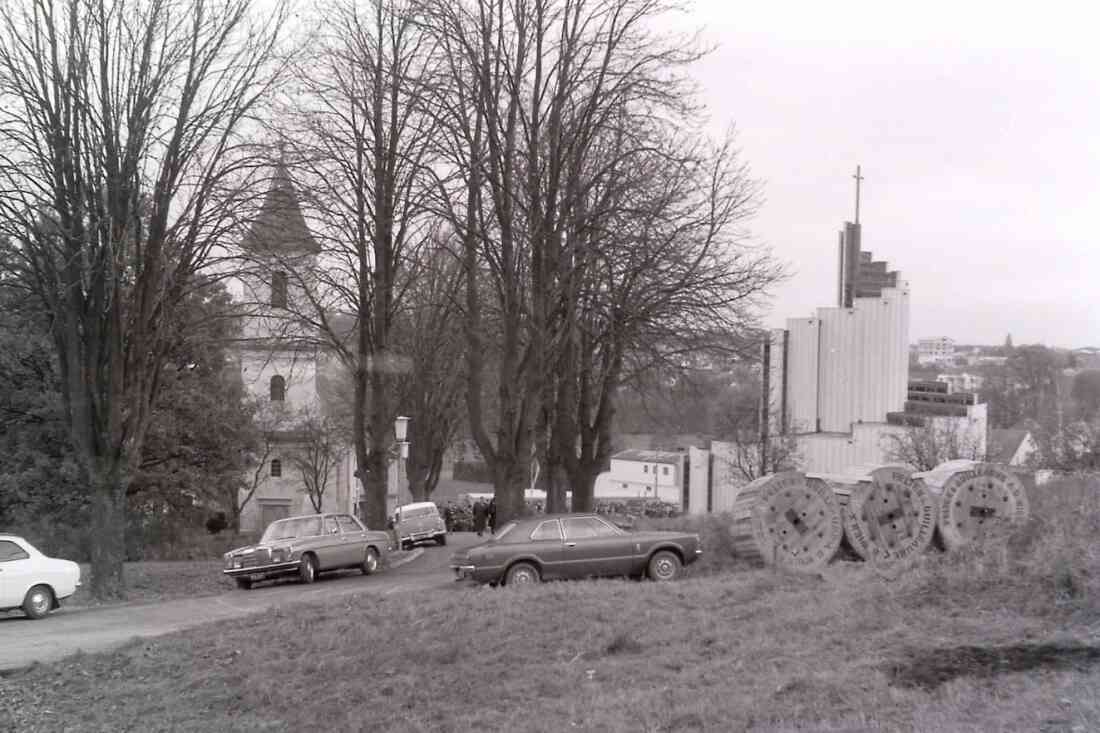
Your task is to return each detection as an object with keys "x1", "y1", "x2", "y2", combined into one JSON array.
[
  {"x1": 687, "y1": 447, "x2": 710, "y2": 515},
  {"x1": 708, "y1": 441, "x2": 751, "y2": 512}
]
